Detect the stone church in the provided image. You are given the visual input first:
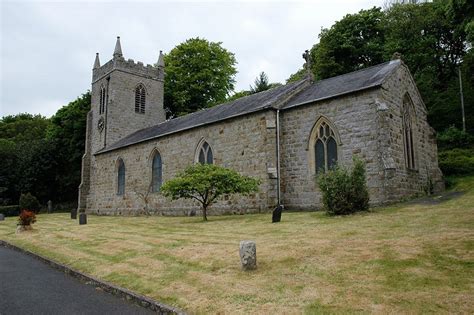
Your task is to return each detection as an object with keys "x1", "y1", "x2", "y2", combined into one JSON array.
[{"x1": 78, "y1": 37, "x2": 443, "y2": 216}]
